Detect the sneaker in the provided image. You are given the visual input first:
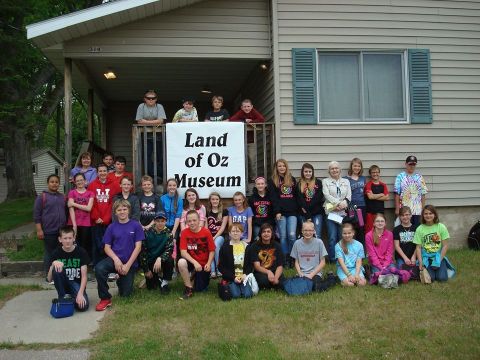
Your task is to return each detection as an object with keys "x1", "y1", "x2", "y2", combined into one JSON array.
[
  {"x1": 210, "y1": 272, "x2": 217, "y2": 279},
  {"x1": 138, "y1": 278, "x2": 147, "y2": 289},
  {"x1": 179, "y1": 286, "x2": 193, "y2": 300},
  {"x1": 45, "y1": 278, "x2": 54, "y2": 285},
  {"x1": 95, "y1": 298, "x2": 112, "y2": 311},
  {"x1": 107, "y1": 273, "x2": 118, "y2": 282},
  {"x1": 160, "y1": 284, "x2": 170, "y2": 295}
]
